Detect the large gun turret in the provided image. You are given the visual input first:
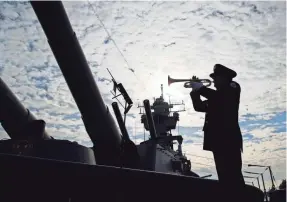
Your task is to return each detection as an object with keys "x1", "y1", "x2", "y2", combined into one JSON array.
[
  {"x1": 0, "y1": 77, "x2": 96, "y2": 165},
  {"x1": 0, "y1": 77, "x2": 50, "y2": 140},
  {"x1": 30, "y1": 1, "x2": 122, "y2": 166}
]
